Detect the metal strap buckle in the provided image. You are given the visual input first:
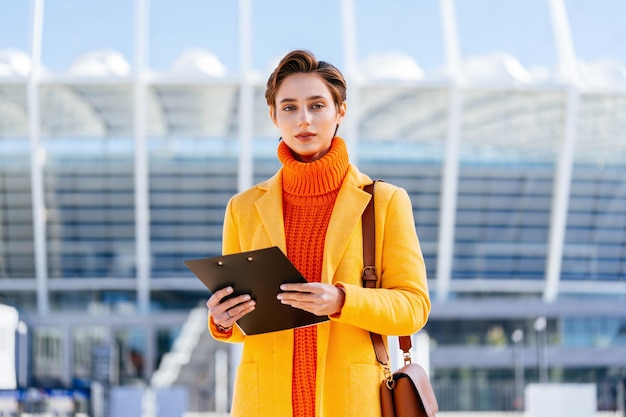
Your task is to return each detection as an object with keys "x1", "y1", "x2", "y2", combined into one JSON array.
[
  {"x1": 403, "y1": 352, "x2": 412, "y2": 366},
  {"x1": 362, "y1": 266, "x2": 376, "y2": 276}
]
